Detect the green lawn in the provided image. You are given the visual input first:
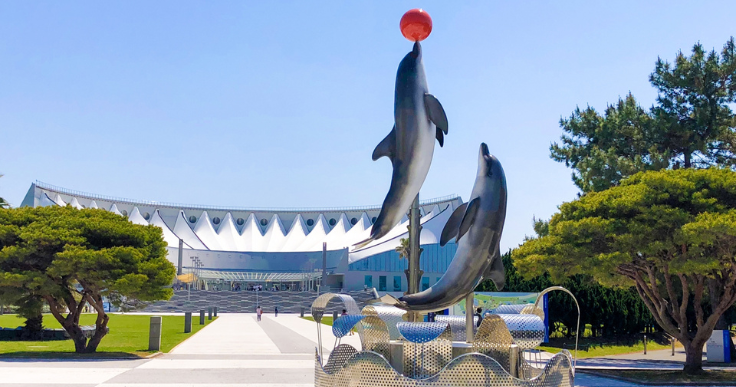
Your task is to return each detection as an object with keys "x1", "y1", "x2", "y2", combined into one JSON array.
[
  {"x1": 539, "y1": 339, "x2": 671, "y2": 358},
  {"x1": 0, "y1": 313, "x2": 215, "y2": 357},
  {"x1": 301, "y1": 315, "x2": 334, "y2": 325}
]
